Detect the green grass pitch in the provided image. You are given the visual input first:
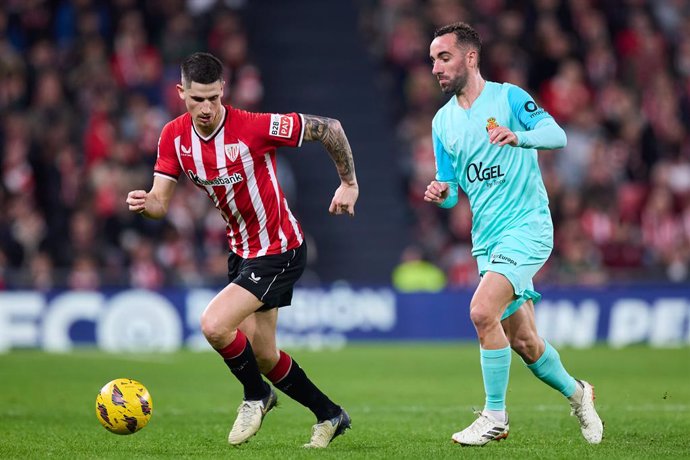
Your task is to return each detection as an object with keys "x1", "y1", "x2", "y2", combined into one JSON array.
[{"x1": 1, "y1": 343, "x2": 688, "y2": 459}]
